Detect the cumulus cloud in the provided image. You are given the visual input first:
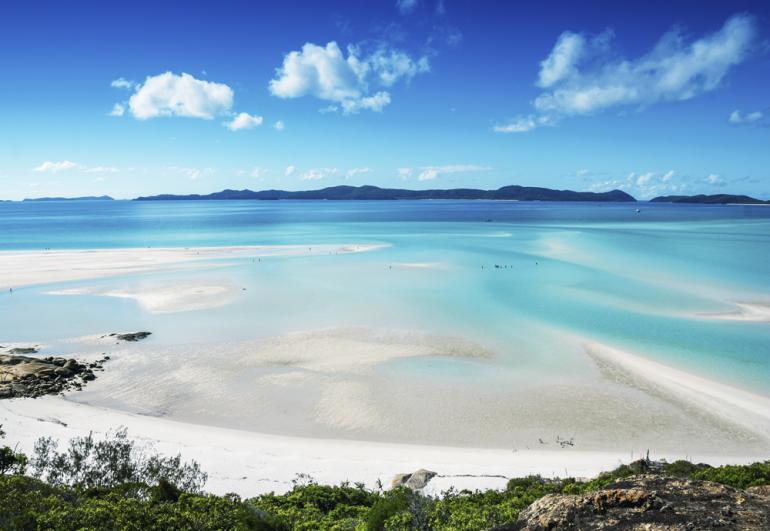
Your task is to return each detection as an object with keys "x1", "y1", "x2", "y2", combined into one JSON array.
[
  {"x1": 274, "y1": 120, "x2": 285, "y2": 130},
  {"x1": 225, "y1": 112, "x2": 264, "y2": 131},
  {"x1": 706, "y1": 173, "x2": 725, "y2": 186},
  {"x1": 499, "y1": 14, "x2": 757, "y2": 133},
  {"x1": 269, "y1": 41, "x2": 428, "y2": 114},
  {"x1": 250, "y1": 167, "x2": 269, "y2": 178},
  {"x1": 301, "y1": 168, "x2": 338, "y2": 181},
  {"x1": 585, "y1": 169, "x2": 734, "y2": 199},
  {"x1": 33, "y1": 161, "x2": 121, "y2": 175},
  {"x1": 728, "y1": 109, "x2": 763, "y2": 124},
  {"x1": 396, "y1": 0, "x2": 418, "y2": 14},
  {"x1": 165, "y1": 166, "x2": 215, "y2": 180},
  {"x1": 537, "y1": 31, "x2": 586, "y2": 88},
  {"x1": 398, "y1": 167, "x2": 413, "y2": 180},
  {"x1": 111, "y1": 78, "x2": 135, "y2": 90},
  {"x1": 340, "y1": 91, "x2": 391, "y2": 113},
  {"x1": 346, "y1": 167, "x2": 372, "y2": 178},
  {"x1": 587, "y1": 171, "x2": 674, "y2": 199},
  {"x1": 109, "y1": 103, "x2": 125, "y2": 117},
  {"x1": 33, "y1": 160, "x2": 78, "y2": 173},
  {"x1": 127, "y1": 72, "x2": 234, "y2": 120},
  {"x1": 285, "y1": 165, "x2": 296, "y2": 176},
  {"x1": 494, "y1": 114, "x2": 555, "y2": 133},
  {"x1": 416, "y1": 164, "x2": 492, "y2": 181}
]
